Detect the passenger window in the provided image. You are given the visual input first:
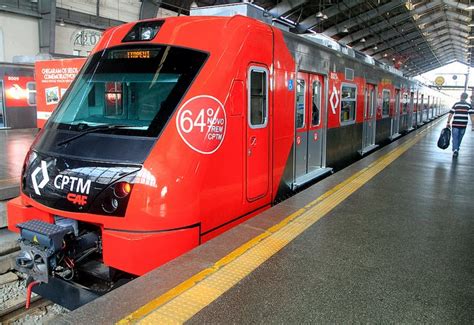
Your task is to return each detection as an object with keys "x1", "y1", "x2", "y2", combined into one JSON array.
[
  {"x1": 382, "y1": 89, "x2": 390, "y2": 117},
  {"x1": 312, "y1": 81, "x2": 321, "y2": 126},
  {"x1": 249, "y1": 68, "x2": 268, "y2": 127},
  {"x1": 296, "y1": 79, "x2": 305, "y2": 128},
  {"x1": 341, "y1": 84, "x2": 356, "y2": 124}
]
